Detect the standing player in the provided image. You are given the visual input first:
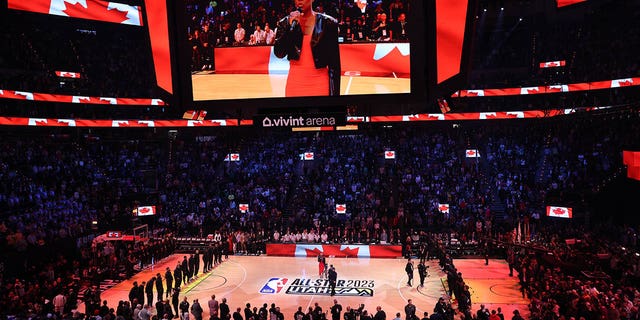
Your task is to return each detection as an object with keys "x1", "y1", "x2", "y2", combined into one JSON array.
[
  {"x1": 417, "y1": 262, "x2": 427, "y2": 288},
  {"x1": 328, "y1": 265, "x2": 337, "y2": 296},
  {"x1": 405, "y1": 259, "x2": 414, "y2": 287}
]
